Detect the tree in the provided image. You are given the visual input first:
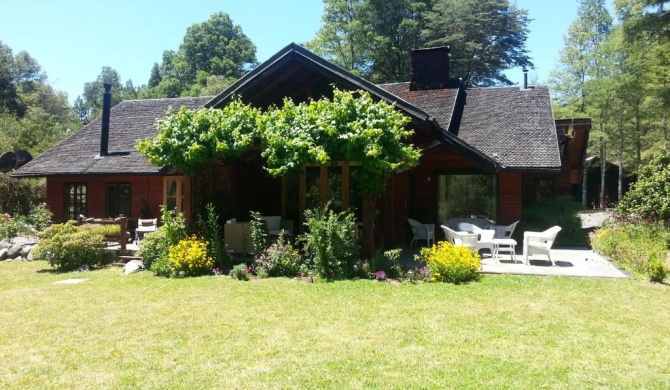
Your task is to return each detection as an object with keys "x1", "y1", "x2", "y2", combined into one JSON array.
[
  {"x1": 550, "y1": 0, "x2": 613, "y2": 207},
  {"x1": 306, "y1": 0, "x2": 371, "y2": 76},
  {"x1": 424, "y1": 0, "x2": 533, "y2": 86},
  {"x1": 620, "y1": 0, "x2": 670, "y2": 40},
  {"x1": 0, "y1": 41, "x2": 26, "y2": 117},
  {"x1": 146, "y1": 13, "x2": 257, "y2": 98},
  {"x1": 76, "y1": 66, "x2": 137, "y2": 121}
]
